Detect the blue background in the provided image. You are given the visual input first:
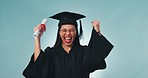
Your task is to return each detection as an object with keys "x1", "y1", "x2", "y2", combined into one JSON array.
[{"x1": 0, "y1": 0, "x2": 148, "y2": 78}]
